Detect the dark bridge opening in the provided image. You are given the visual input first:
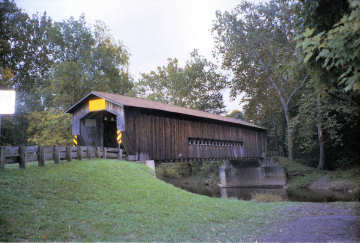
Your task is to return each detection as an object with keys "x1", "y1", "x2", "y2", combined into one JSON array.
[
  {"x1": 80, "y1": 111, "x2": 117, "y2": 147},
  {"x1": 103, "y1": 113, "x2": 117, "y2": 147}
]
